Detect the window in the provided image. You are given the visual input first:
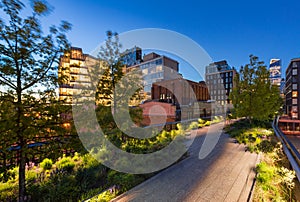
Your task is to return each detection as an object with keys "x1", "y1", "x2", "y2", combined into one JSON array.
[
  {"x1": 293, "y1": 99, "x2": 298, "y2": 105},
  {"x1": 293, "y1": 62, "x2": 298, "y2": 68},
  {"x1": 292, "y1": 68, "x2": 297, "y2": 75},
  {"x1": 292, "y1": 91, "x2": 298, "y2": 97},
  {"x1": 142, "y1": 69, "x2": 148, "y2": 74},
  {"x1": 156, "y1": 65, "x2": 162, "y2": 71},
  {"x1": 293, "y1": 84, "x2": 298, "y2": 90}
]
